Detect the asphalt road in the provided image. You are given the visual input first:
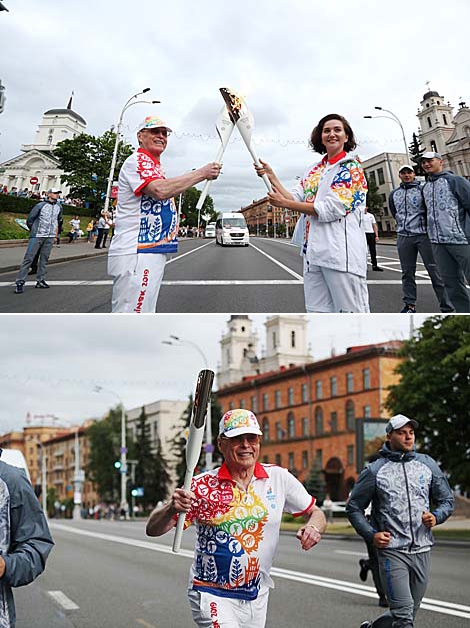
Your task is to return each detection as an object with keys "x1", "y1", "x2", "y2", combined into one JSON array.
[
  {"x1": 14, "y1": 519, "x2": 470, "y2": 628},
  {"x1": 0, "y1": 237, "x2": 455, "y2": 313}
]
